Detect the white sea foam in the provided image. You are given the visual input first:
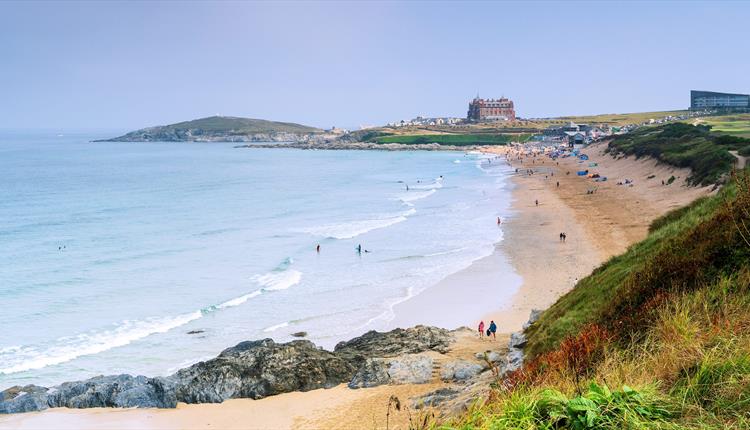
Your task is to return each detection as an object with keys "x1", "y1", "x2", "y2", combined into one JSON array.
[
  {"x1": 253, "y1": 269, "x2": 302, "y2": 291},
  {"x1": 397, "y1": 189, "x2": 436, "y2": 203},
  {"x1": 298, "y1": 209, "x2": 416, "y2": 240},
  {"x1": 215, "y1": 290, "x2": 263, "y2": 309},
  {"x1": 263, "y1": 322, "x2": 290, "y2": 332},
  {"x1": 0, "y1": 311, "x2": 203, "y2": 375}
]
